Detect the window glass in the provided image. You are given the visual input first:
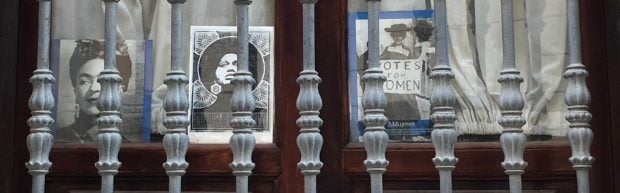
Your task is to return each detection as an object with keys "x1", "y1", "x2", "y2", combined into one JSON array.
[
  {"x1": 51, "y1": 0, "x2": 275, "y2": 143},
  {"x1": 348, "y1": 0, "x2": 570, "y2": 143}
]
